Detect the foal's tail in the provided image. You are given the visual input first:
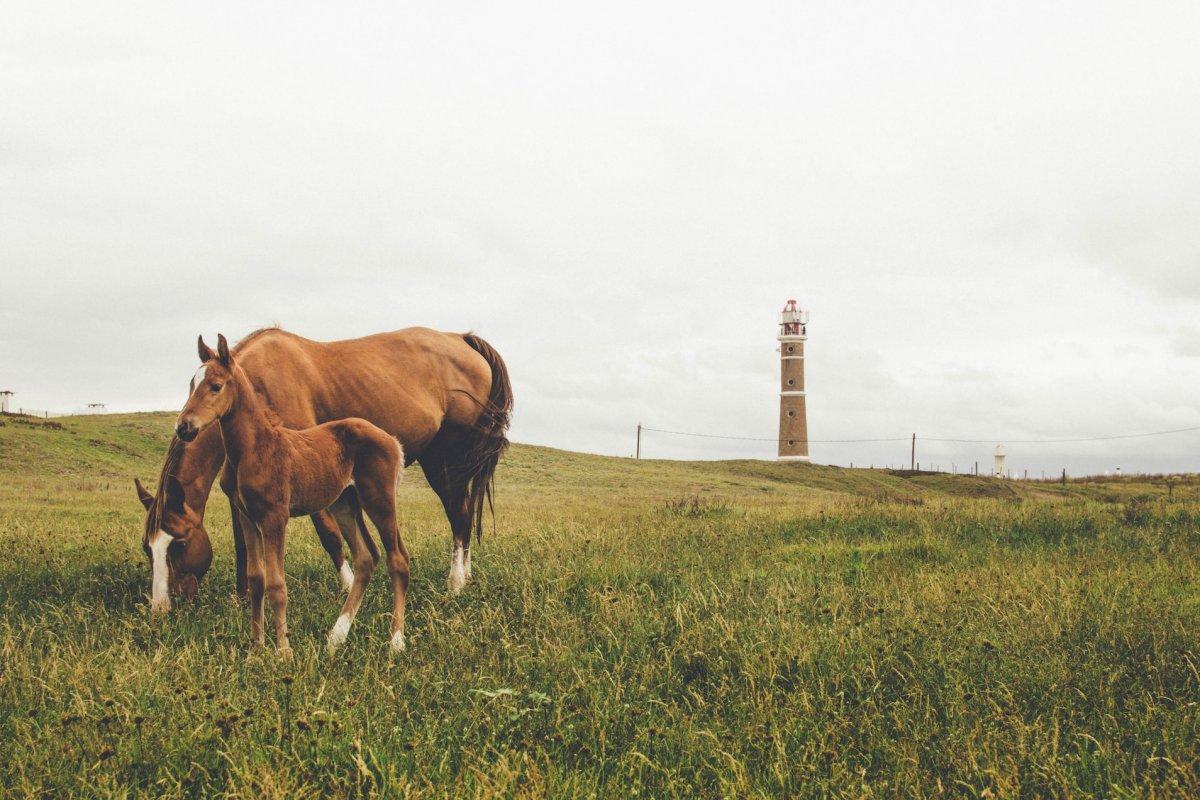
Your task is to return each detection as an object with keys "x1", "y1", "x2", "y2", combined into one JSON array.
[{"x1": 460, "y1": 333, "x2": 513, "y2": 541}]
